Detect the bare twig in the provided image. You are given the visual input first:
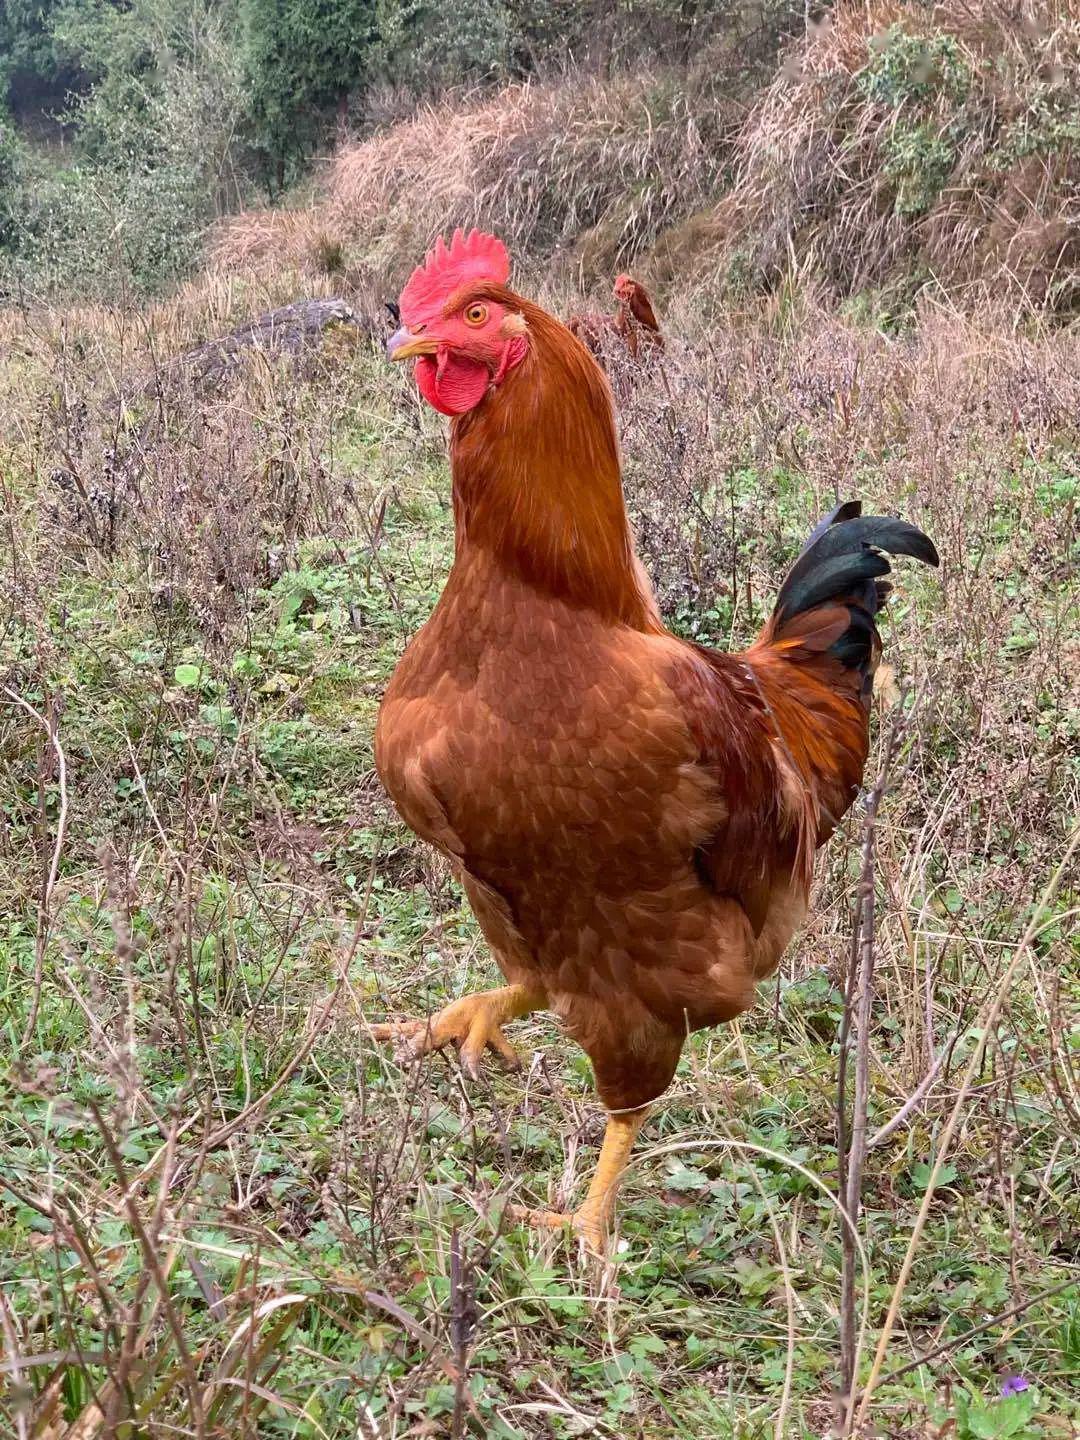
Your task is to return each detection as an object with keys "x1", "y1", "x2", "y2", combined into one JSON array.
[
  {"x1": 87, "y1": 1107, "x2": 206, "y2": 1434},
  {"x1": 865, "y1": 1032, "x2": 958, "y2": 1150},
  {"x1": 838, "y1": 713, "x2": 906, "y2": 1425},
  {"x1": 201, "y1": 973, "x2": 345, "y2": 1151},
  {"x1": 449, "y1": 1228, "x2": 479, "y2": 1440},
  {"x1": 3, "y1": 685, "x2": 68, "y2": 1046},
  {"x1": 876, "y1": 1274, "x2": 1079, "y2": 1390},
  {"x1": 0, "y1": 1294, "x2": 29, "y2": 1440}
]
